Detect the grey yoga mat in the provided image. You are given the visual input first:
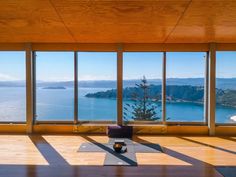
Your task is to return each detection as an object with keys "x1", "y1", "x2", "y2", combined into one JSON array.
[{"x1": 78, "y1": 138, "x2": 163, "y2": 166}]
